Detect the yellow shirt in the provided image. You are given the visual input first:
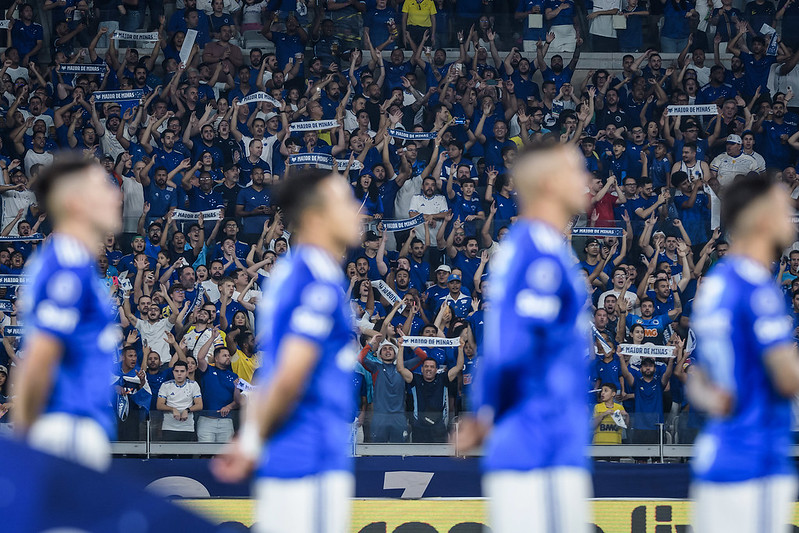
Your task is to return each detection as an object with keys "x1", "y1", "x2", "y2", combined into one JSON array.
[
  {"x1": 231, "y1": 349, "x2": 259, "y2": 383},
  {"x1": 402, "y1": 0, "x2": 437, "y2": 27},
  {"x1": 593, "y1": 402, "x2": 624, "y2": 444}
]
